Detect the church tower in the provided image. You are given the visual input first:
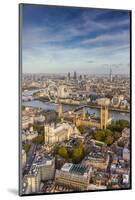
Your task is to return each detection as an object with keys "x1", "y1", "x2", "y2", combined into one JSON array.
[
  {"x1": 100, "y1": 104, "x2": 108, "y2": 129},
  {"x1": 57, "y1": 101, "x2": 63, "y2": 118},
  {"x1": 97, "y1": 98, "x2": 110, "y2": 129},
  {"x1": 82, "y1": 108, "x2": 86, "y2": 120},
  {"x1": 44, "y1": 124, "x2": 49, "y2": 144}
]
